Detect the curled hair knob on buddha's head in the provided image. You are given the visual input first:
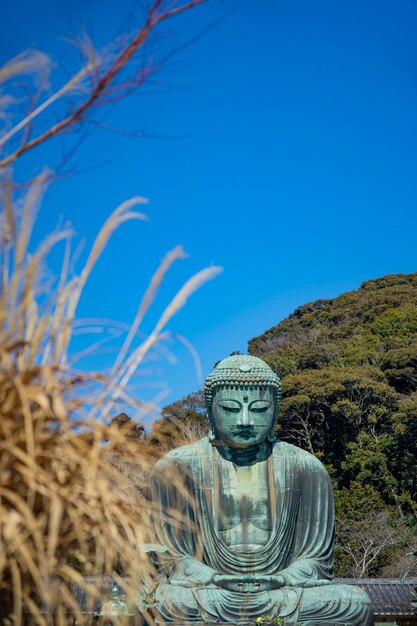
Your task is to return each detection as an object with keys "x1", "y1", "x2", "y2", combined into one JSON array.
[{"x1": 204, "y1": 354, "x2": 282, "y2": 406}]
